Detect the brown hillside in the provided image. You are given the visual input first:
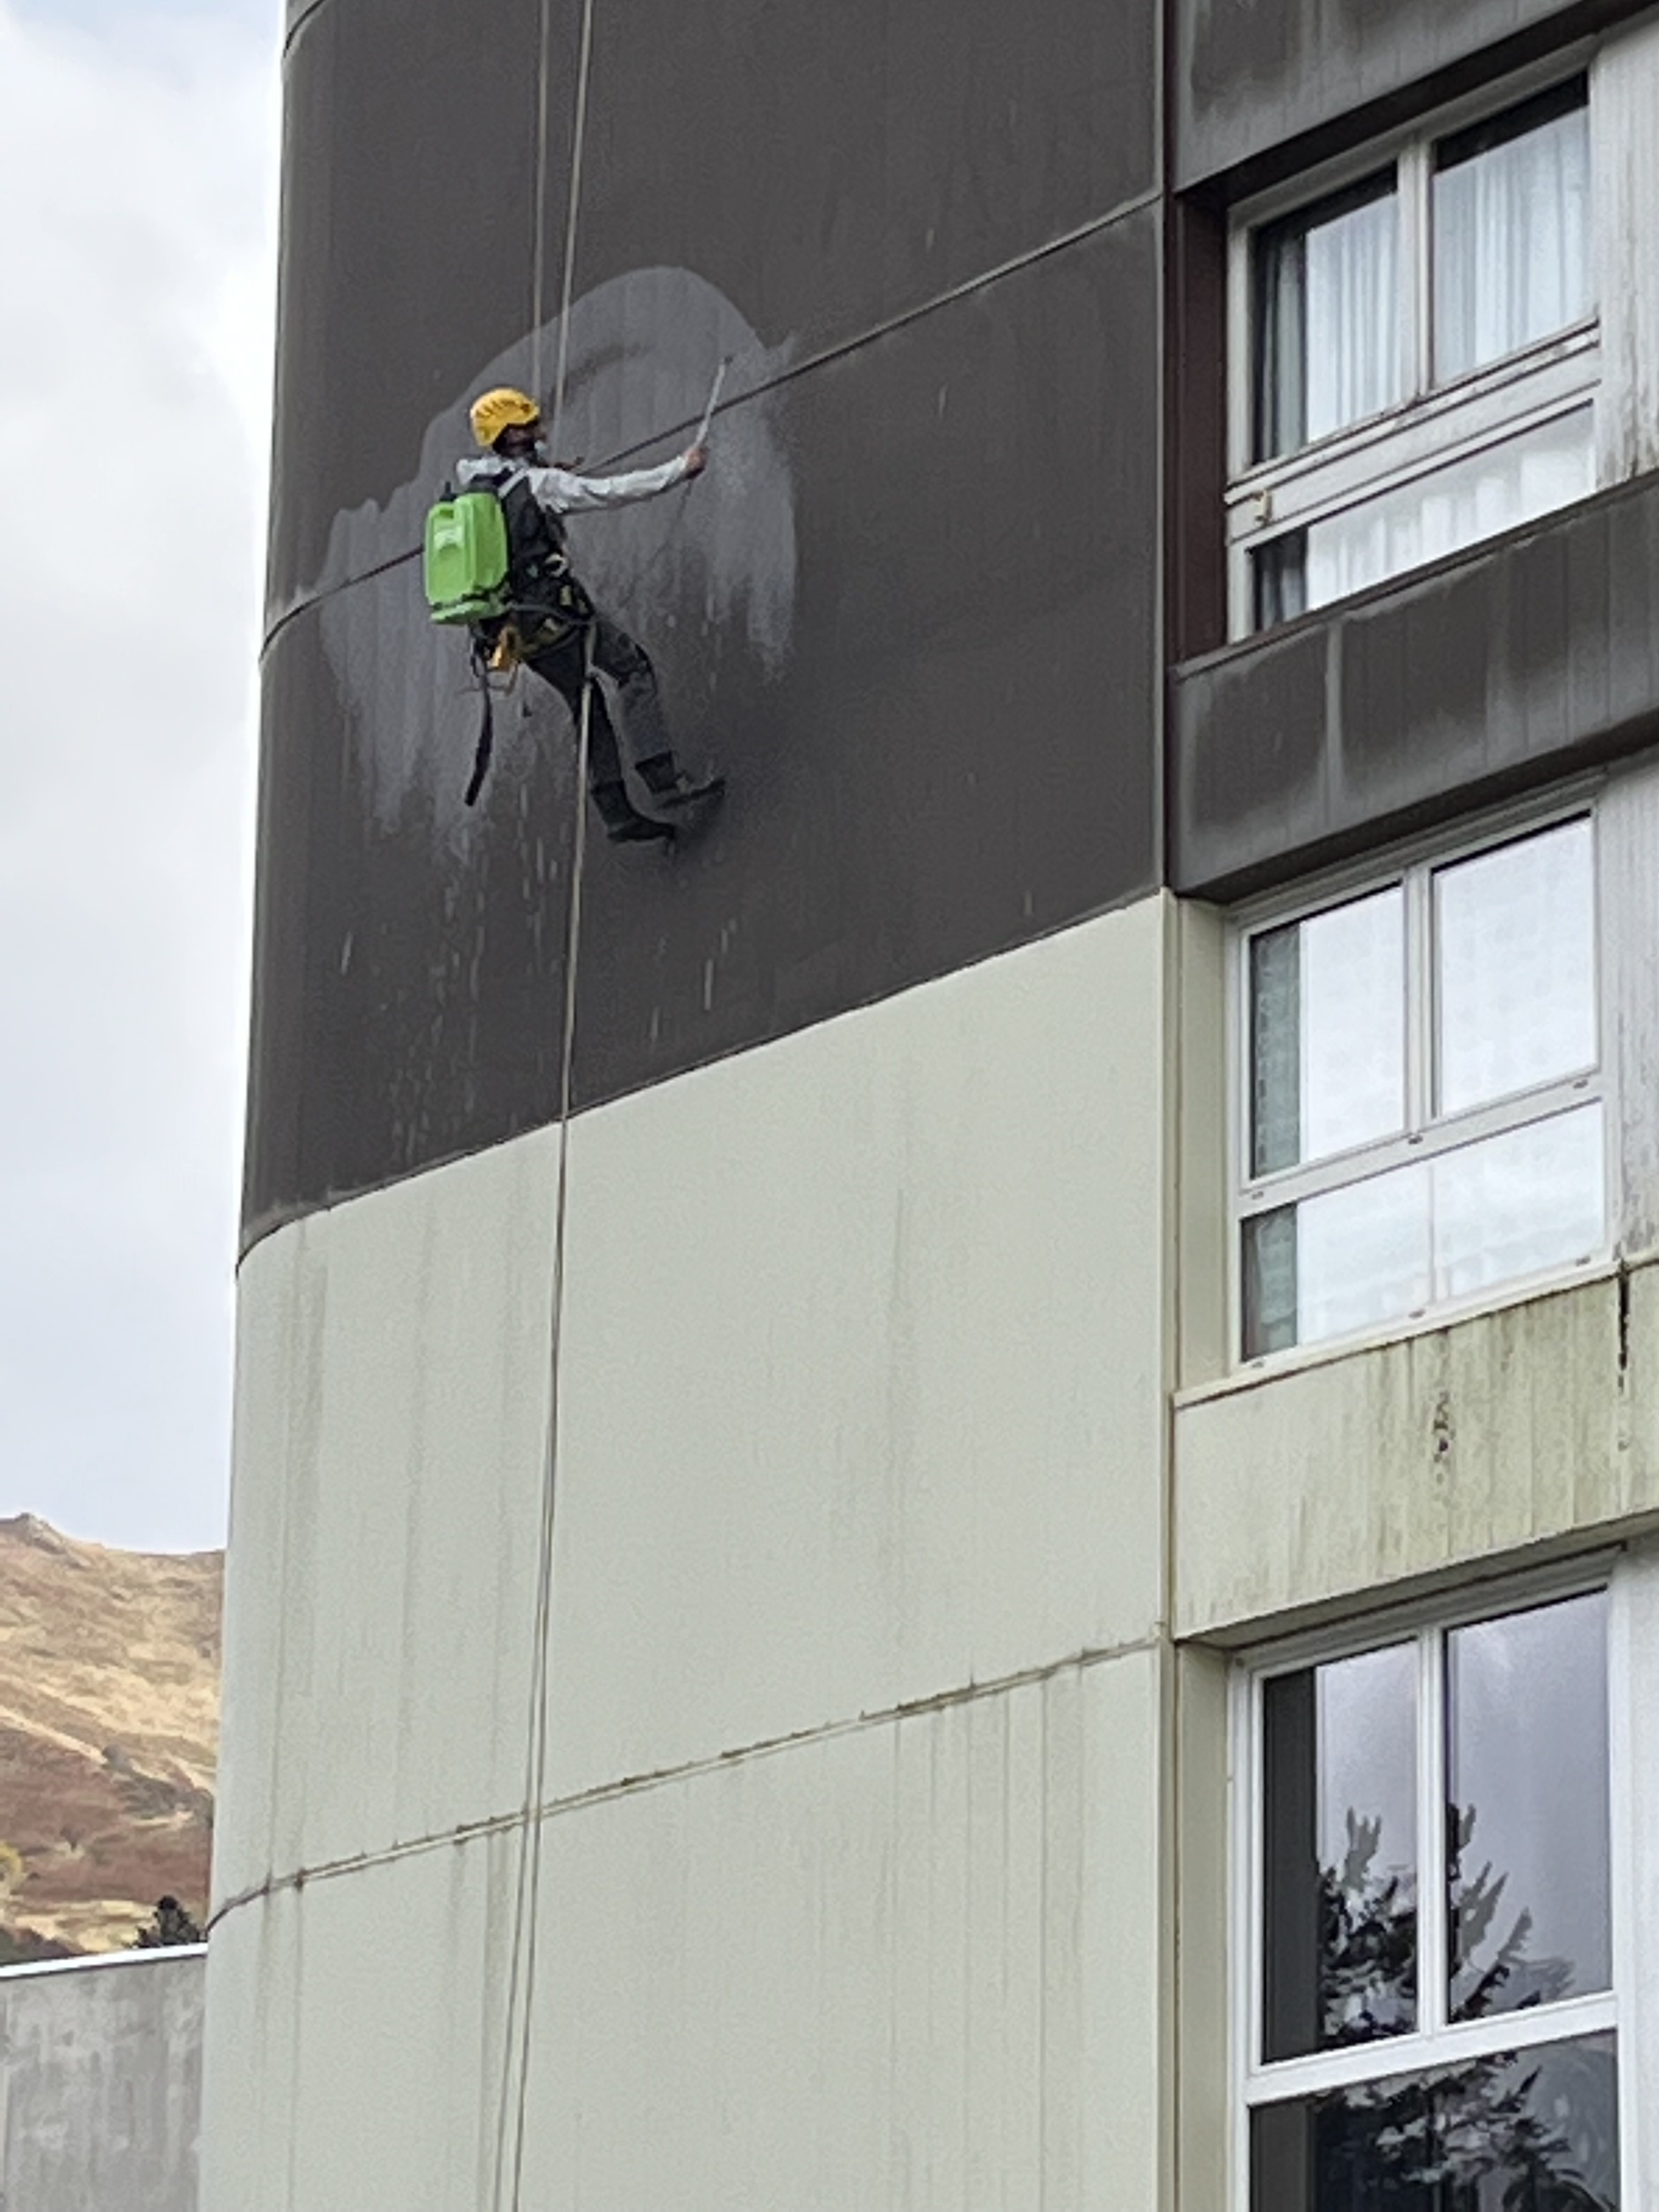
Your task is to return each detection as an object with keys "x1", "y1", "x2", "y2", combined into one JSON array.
[{"x1": 0, "y1": 1514, "x2": 221, "y2": 1954}]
